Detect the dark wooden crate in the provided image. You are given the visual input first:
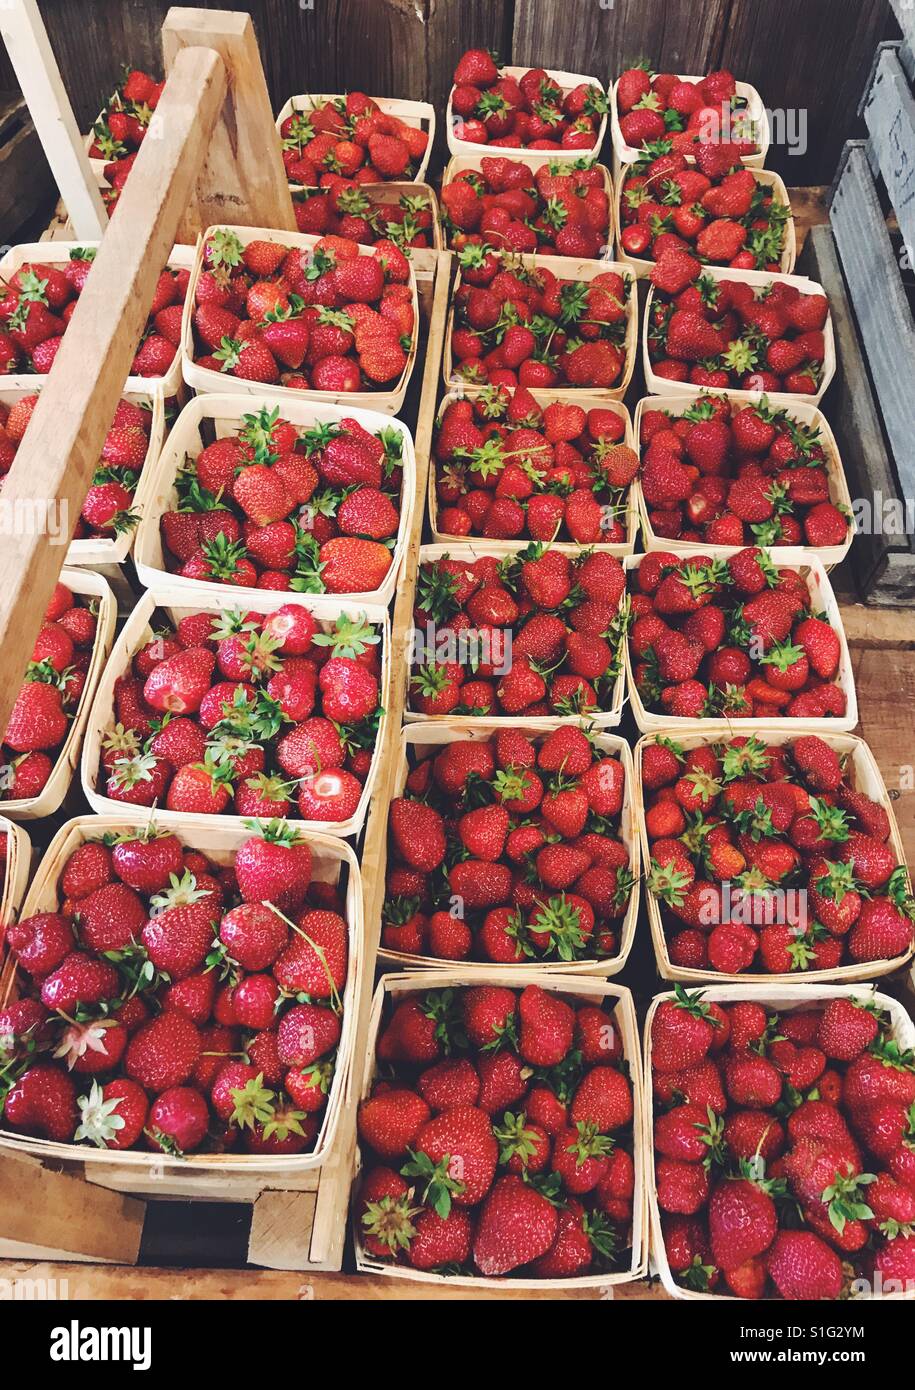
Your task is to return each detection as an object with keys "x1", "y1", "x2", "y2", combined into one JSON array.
[{"x1": 0, "y1": 92, "x2": 55, "y2": 240}]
